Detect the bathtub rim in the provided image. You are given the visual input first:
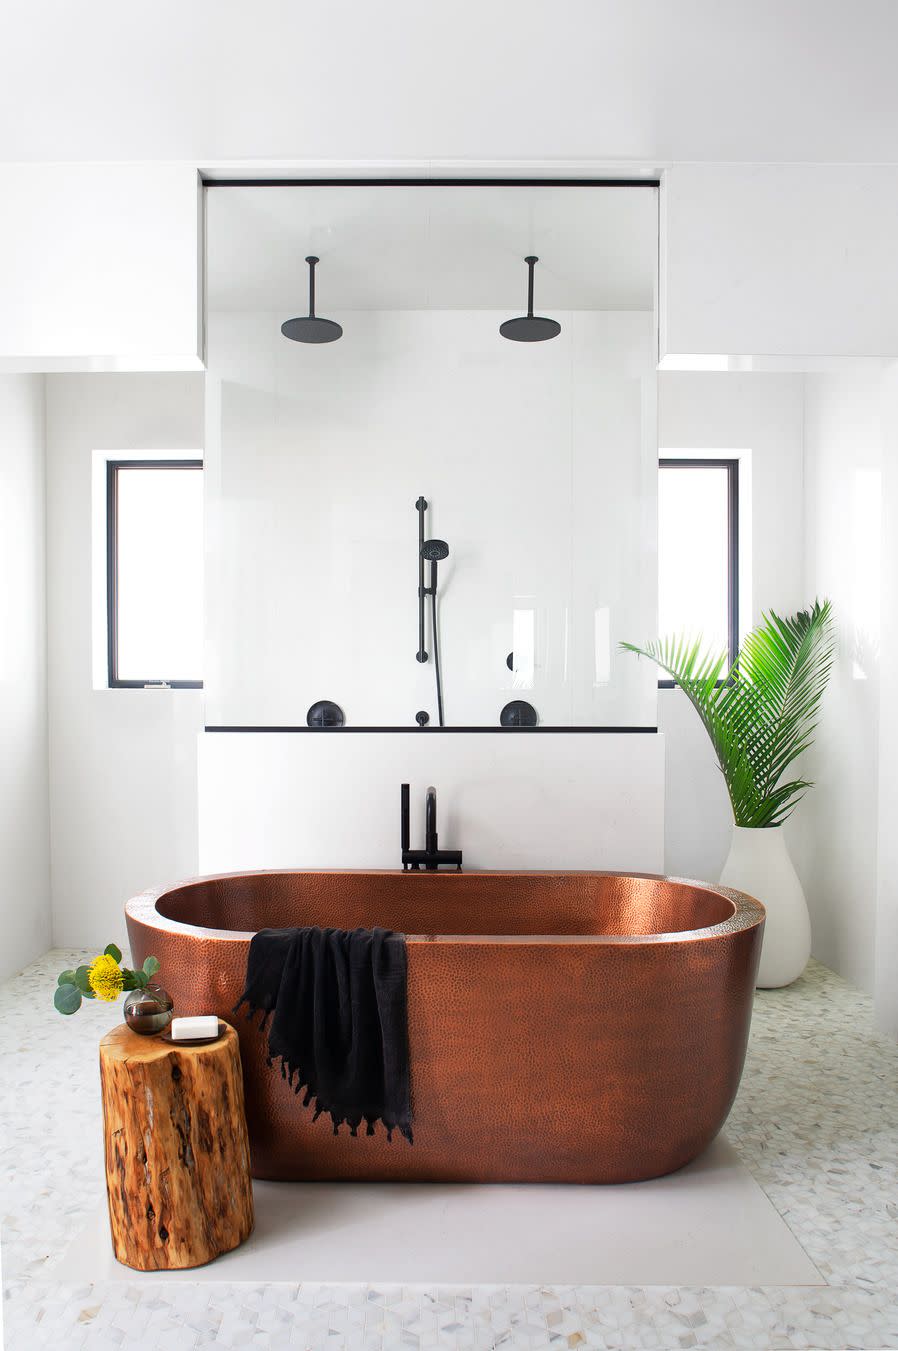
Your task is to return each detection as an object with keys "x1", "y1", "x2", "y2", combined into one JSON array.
[{"x1": 125, "y1": 868, "x2": 765, "y2": 947}]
